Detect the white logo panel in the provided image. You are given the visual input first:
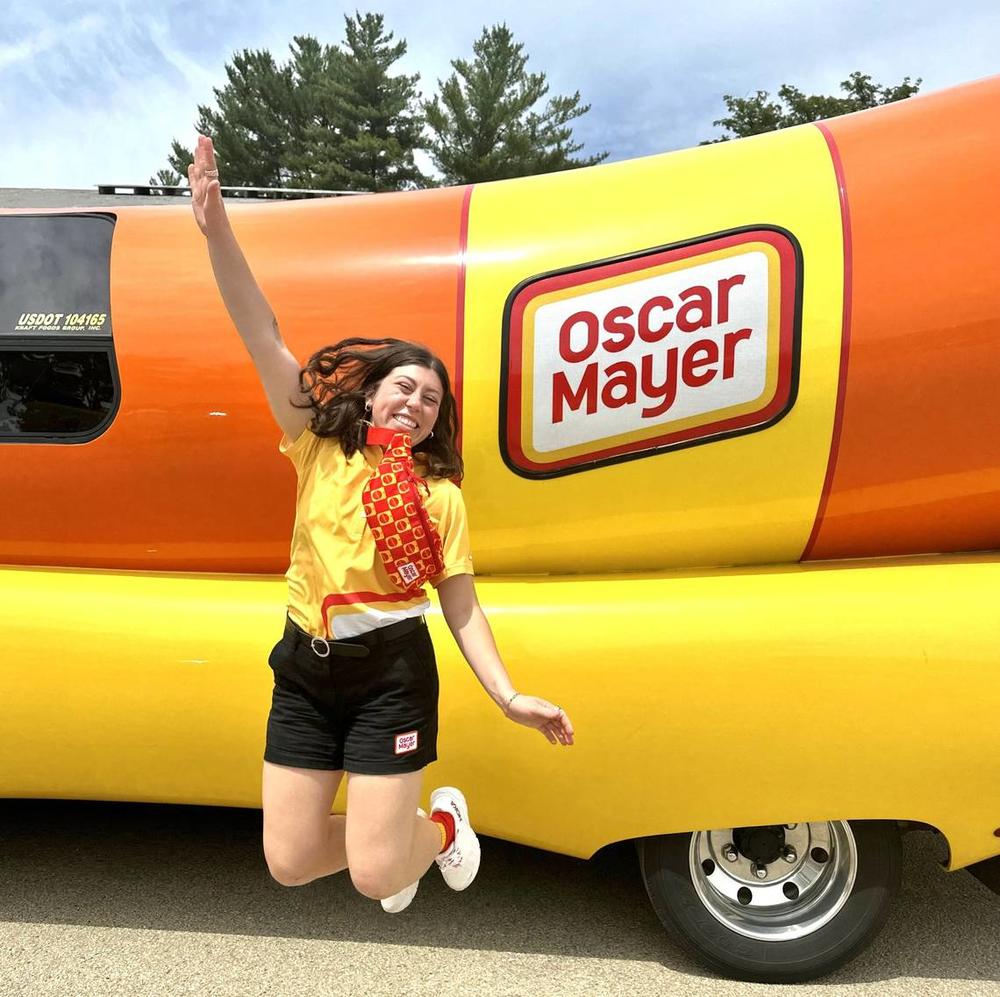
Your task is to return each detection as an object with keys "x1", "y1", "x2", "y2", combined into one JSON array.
[{"x1": 531, "y1": 251, "x2": 769, "y2": 453}]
